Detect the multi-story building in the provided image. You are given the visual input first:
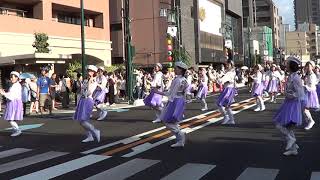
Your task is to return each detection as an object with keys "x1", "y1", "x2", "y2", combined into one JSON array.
[
  {"x1": 297, "y1": 22, "x2": 319, "y2": 59},
  {"x1": 242, "y1": 0, "x2": 281, "y2": 48},
  {"x1": 294, "y1": 0, "x2": 320, "y2": 28},
  {"x1": 279, "y1": 23, "x2": 290, "y2": 51},
  {"x1": 286, "y1": 31, "x2": 310, "y2": 64},
  {"x1": 0, "y1": 0, "x2": 111, "y2": 76}
]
